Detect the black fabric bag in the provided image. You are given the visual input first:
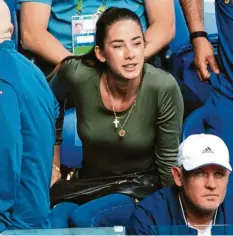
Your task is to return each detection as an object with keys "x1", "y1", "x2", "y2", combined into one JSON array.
[{"x1": 50, "y1": 169, "x2": 161, "y2": 207}]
